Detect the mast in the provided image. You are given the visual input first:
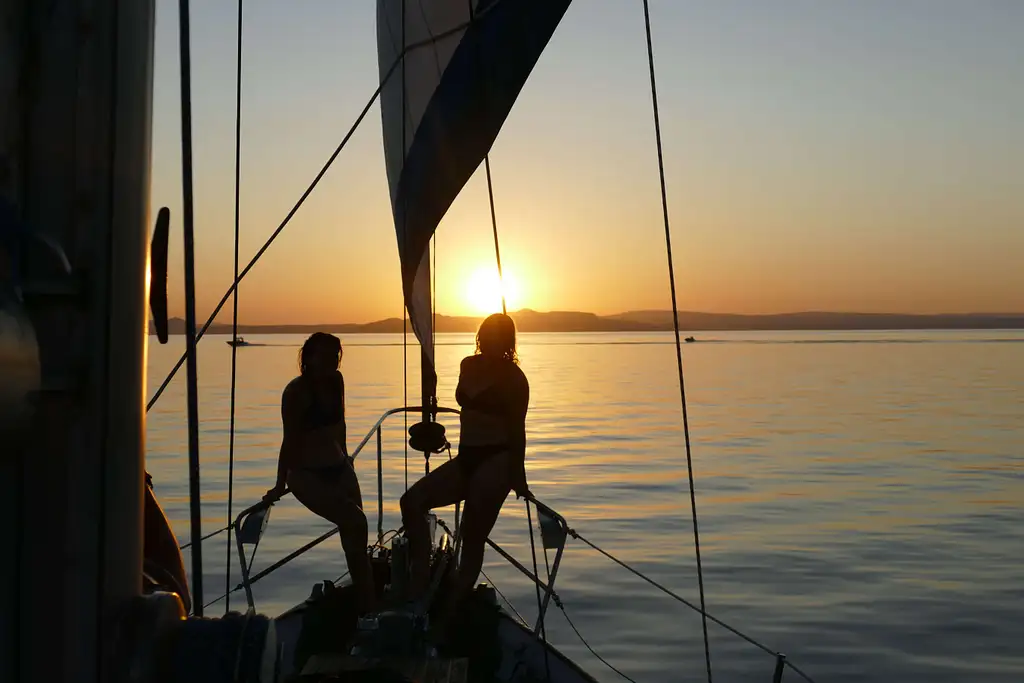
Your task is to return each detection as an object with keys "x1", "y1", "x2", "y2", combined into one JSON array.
[
  {"x1": 395, "y1": 0, "x2": 436, "y2": 471},
  {"x1": 1, "y1": 1, "x2": 155, "y2": 681},
  {"x1": 420, "y1": 254, "x2": 436, "y2": 474}
]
